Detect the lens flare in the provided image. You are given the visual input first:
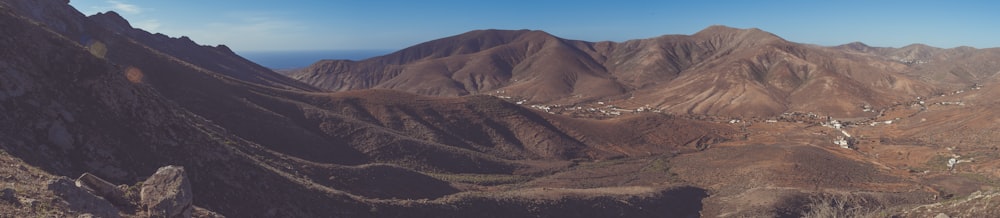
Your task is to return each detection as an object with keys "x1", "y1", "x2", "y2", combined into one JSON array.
[
  {"x1": 86, "y1": 40, "x2": 108, "y2": 59},
  {"x1": 125, "y1": 66, "x2": 144, "y2": 84}
]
